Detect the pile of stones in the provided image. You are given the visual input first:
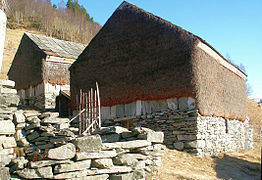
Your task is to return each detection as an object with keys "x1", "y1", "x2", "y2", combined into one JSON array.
[
  {"x1": 14, "y1": 111, "x2": 78, "y2": 160},
  {"x1": 11, "y1": 126, "x2": 164, "y2": 180},
  {"x1": 0, "y1": 80, "x2": 20, "y2": 179}
]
